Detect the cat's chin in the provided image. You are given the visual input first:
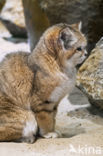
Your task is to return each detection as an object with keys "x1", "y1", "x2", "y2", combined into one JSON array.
[
  {"x1": 76, "y1": 56, "x2": 86, "y2": 68},
  {"x1": 78, "y1": 55, "x2": 87, "y2": 64}
]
